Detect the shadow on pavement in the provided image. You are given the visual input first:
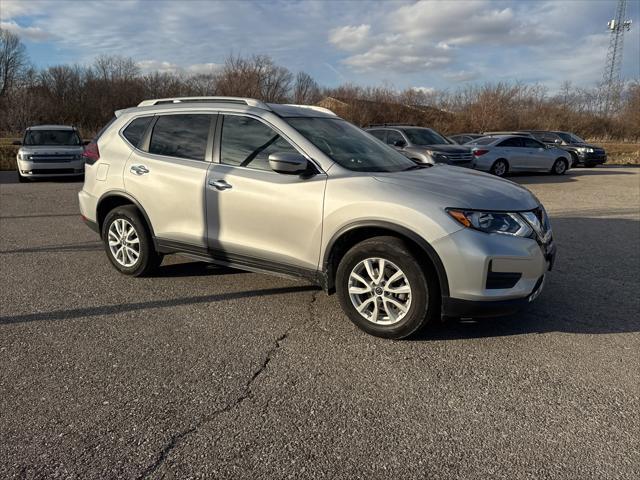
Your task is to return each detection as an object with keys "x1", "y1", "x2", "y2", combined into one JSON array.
[
  {"x1": 0, "y1": 285, "x2": 320, "y2": 325},
  {"x1": 510, "y1": 167, "x2": 636, "y2": 185},
  {"x1": 0, "y1": 171, "x2": 83, "y2": 185},
  {"x1": 151, "y1": 262, "x2": 246, "y2": 278}
]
